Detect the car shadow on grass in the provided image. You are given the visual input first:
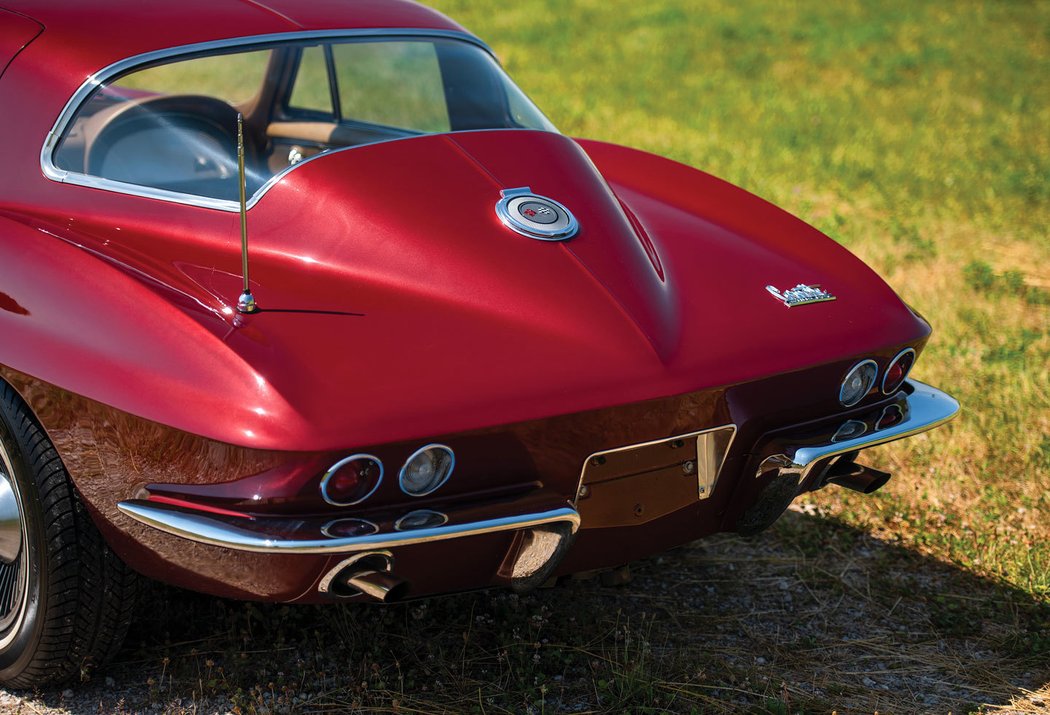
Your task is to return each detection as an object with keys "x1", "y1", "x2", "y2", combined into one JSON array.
[{"x1": 7, "y1": 510, "x2": 1049, "y2": 714}]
